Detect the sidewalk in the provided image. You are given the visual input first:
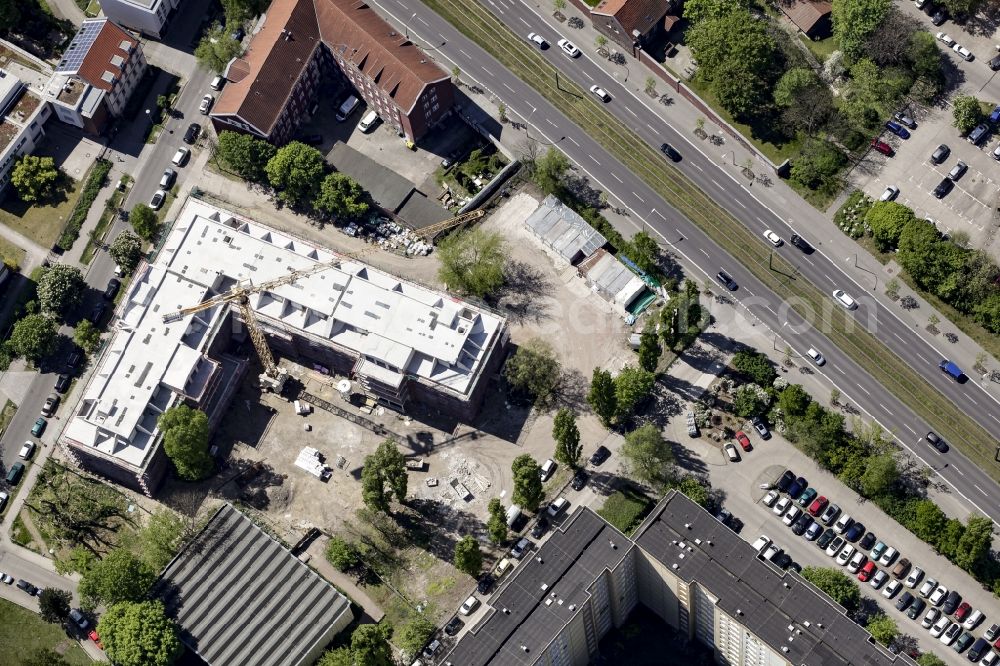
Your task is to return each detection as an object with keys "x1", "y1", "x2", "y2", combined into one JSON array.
[{"x1": 492, "y1": 0, "x2": 1000, "y2": 403}]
